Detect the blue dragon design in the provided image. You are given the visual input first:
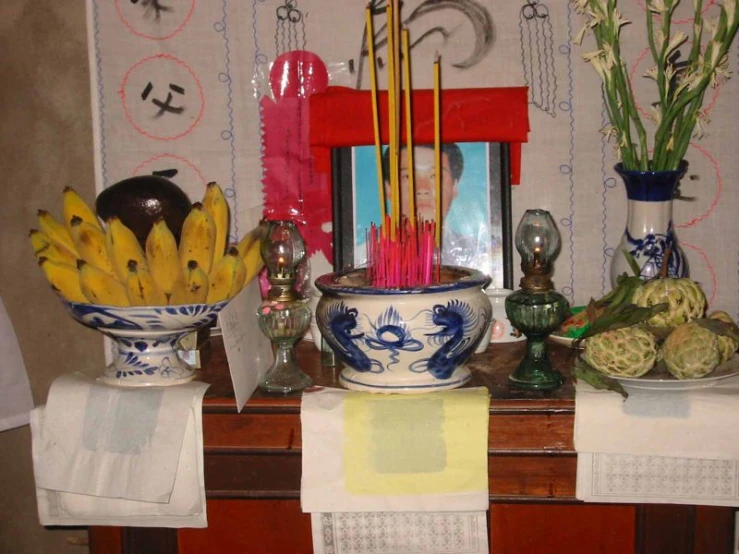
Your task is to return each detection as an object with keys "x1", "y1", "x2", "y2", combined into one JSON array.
[
  {"x1": 324, "y1": 302, "x2": 383, "y2": 373},
  {"x1": 410, "y1": 300, "x2": 489, "y2": 379}
]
